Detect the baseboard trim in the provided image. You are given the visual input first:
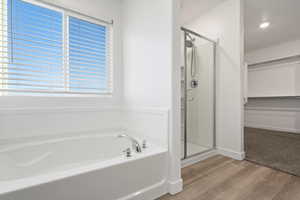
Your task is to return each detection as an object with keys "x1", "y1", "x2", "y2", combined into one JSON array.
[
  {"x1": 217, "y1": 148, "x2": 245, "y2": 160},
  {"x1": 181, "y1": 149, "x2": 218, "y2": 168},
  {"x1": 167, "y1": 179, "x2": 183, "y2": 195},
  {"x1": 245, "y1": 106, "x2": 300, "y2": 112},
  {"x1": 245, "y1": 125, "x2": 300, "y2": 134}
]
